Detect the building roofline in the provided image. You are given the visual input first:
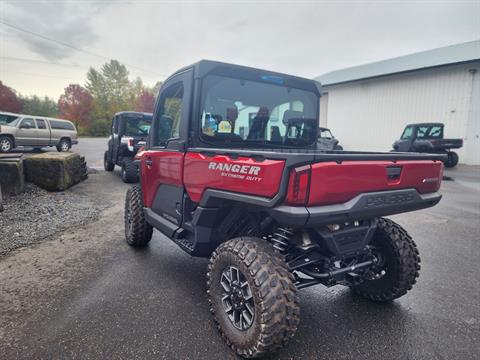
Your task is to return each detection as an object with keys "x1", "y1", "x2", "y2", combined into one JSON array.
[
  {"x1": 324, "y1": 59, "x2": 480, "y2": 87},
  {"x1": 316, "y1": 40, "x2": 480, "y2": 86}
]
